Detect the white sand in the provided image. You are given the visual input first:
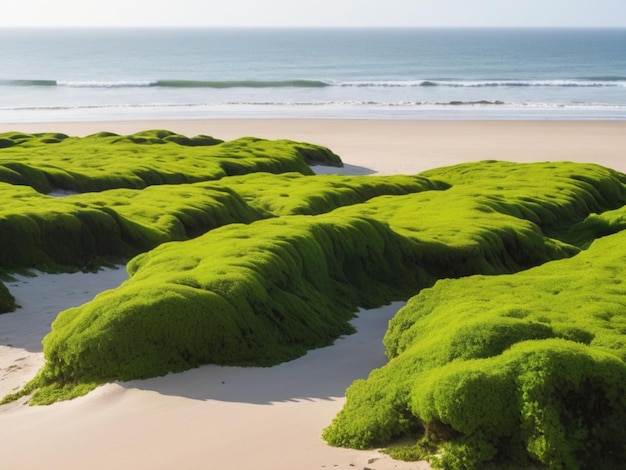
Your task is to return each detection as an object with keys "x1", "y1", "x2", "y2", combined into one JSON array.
[{"x1": 1, "y1": 119, "x2": 625, "y2": 469}]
